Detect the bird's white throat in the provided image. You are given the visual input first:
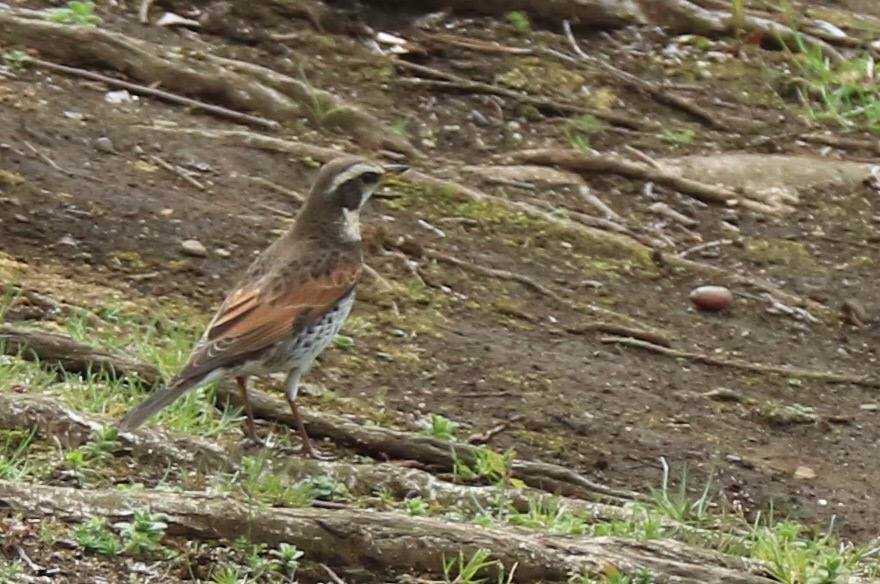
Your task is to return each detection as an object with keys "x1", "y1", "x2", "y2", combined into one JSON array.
[{"x1": 341, "y1": 208, "x2": 361, "y2": 242}]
